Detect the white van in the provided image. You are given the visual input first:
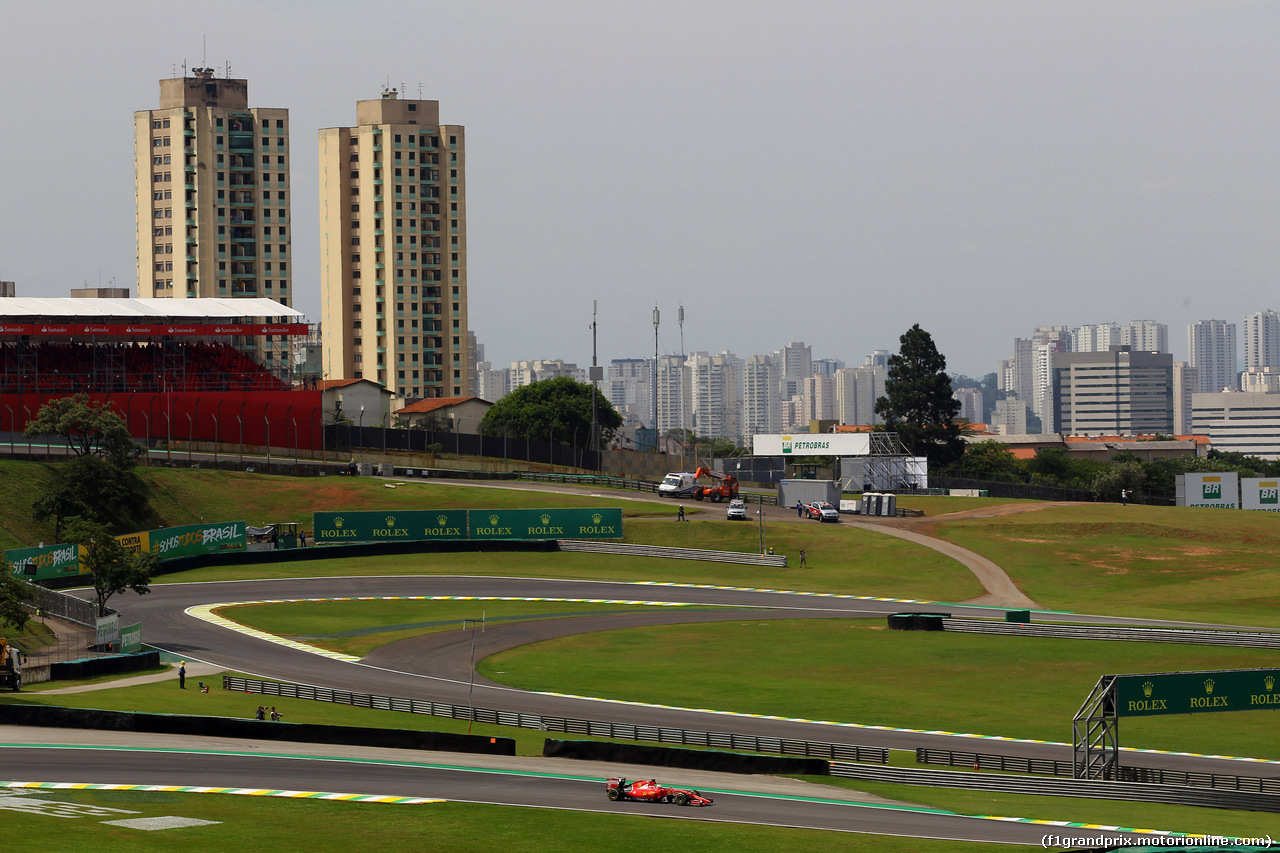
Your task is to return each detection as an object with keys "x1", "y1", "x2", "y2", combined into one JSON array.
[{"x1": 658, "y1": 472, "x2": 699, "y2": 498}]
